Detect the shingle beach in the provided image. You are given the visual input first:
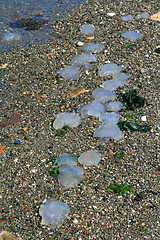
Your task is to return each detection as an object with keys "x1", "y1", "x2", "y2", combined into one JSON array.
[{"x1": 0, "y1": 0, "x2": 159, "y2": 239}]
